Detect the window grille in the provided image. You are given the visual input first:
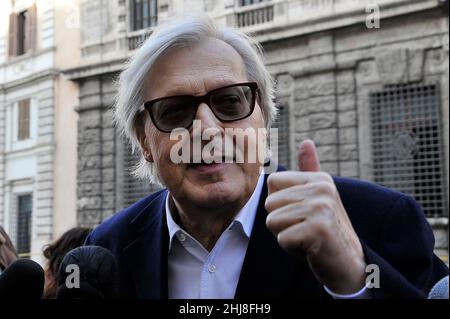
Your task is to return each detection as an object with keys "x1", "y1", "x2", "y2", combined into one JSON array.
[
  {"x1": 16, "y1": 194, "x2": 32, "y2": 255},
  {"x1": 271, "y1": 101, "x2": 290, "y2": 169},
  {"x1": 370, "y1": 84, "x2": 447, "y2": 218}
]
